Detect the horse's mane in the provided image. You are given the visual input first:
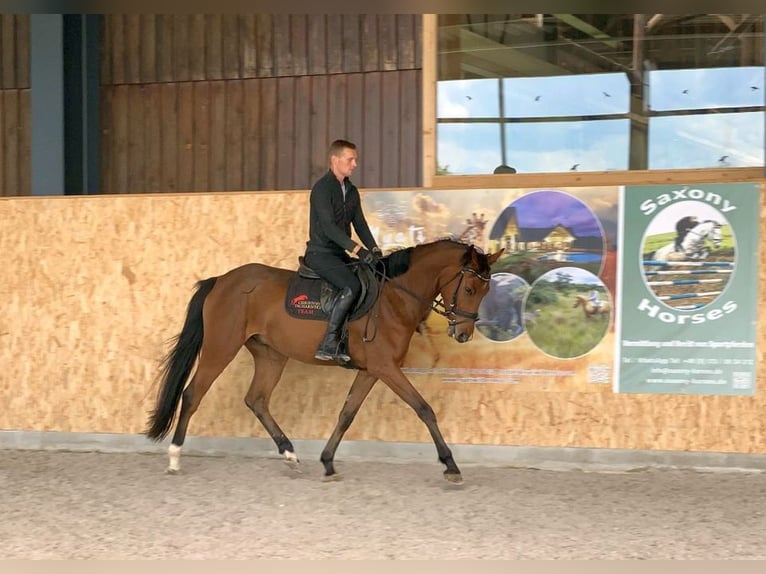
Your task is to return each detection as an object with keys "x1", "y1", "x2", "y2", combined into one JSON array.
[{"x1": 380, "y1": 238, "x2": 489, "y2": 280}]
